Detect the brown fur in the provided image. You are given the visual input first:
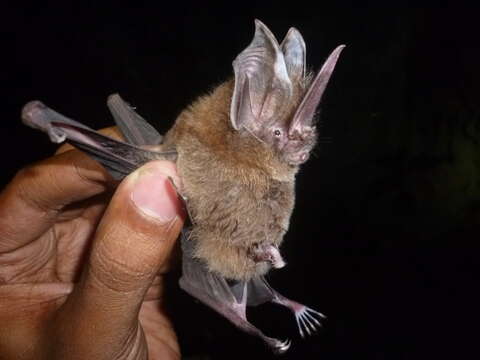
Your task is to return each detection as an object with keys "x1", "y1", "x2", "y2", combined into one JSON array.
[{"x1": 162, "y1": 80, "x2": 307, "y2": 280}]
